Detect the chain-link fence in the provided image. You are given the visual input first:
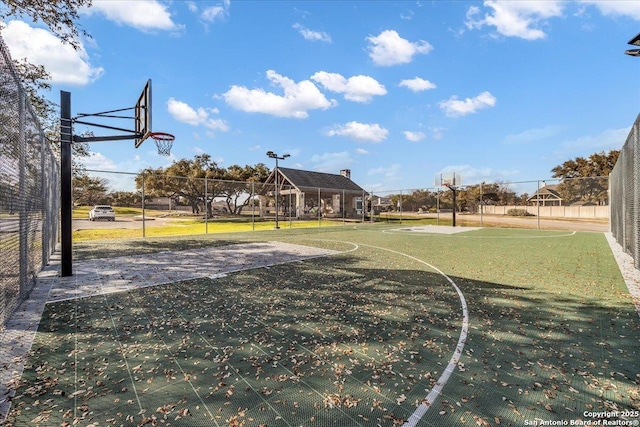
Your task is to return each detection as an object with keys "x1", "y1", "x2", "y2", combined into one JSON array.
[
  {"x1": 611, "y1": 114, "x2": 639, "y2": 270},
  {"x1": 73, "y1": 169, "x2": 370, "y2": 236},
  {"x1": 72, "y1": 167, "x2": 609, "y2": 239},
  {"x1": 368, "y1": 179, "x2": 608, "y2": 225},
  {"x1": 0, "y1": 37, "x2": 59, "y2": 330}
]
